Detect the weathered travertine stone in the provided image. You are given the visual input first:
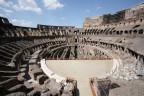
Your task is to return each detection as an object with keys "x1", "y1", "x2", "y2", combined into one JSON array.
[
  {"x1": 45, "y1": 78, "x2": 62, "y2": 95},
  {"x1": 6, "y1": 92, "x2": 26, "y2": 96},
  {"x1": 8, "y1": 84, "x2": 27, "y2": 93},
  {"x1": 36, "y1": 75, "x2": 48, "y2": 85},
  {"x1": 27, "y1": 90, "x2": 41, "y2": 96}
]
